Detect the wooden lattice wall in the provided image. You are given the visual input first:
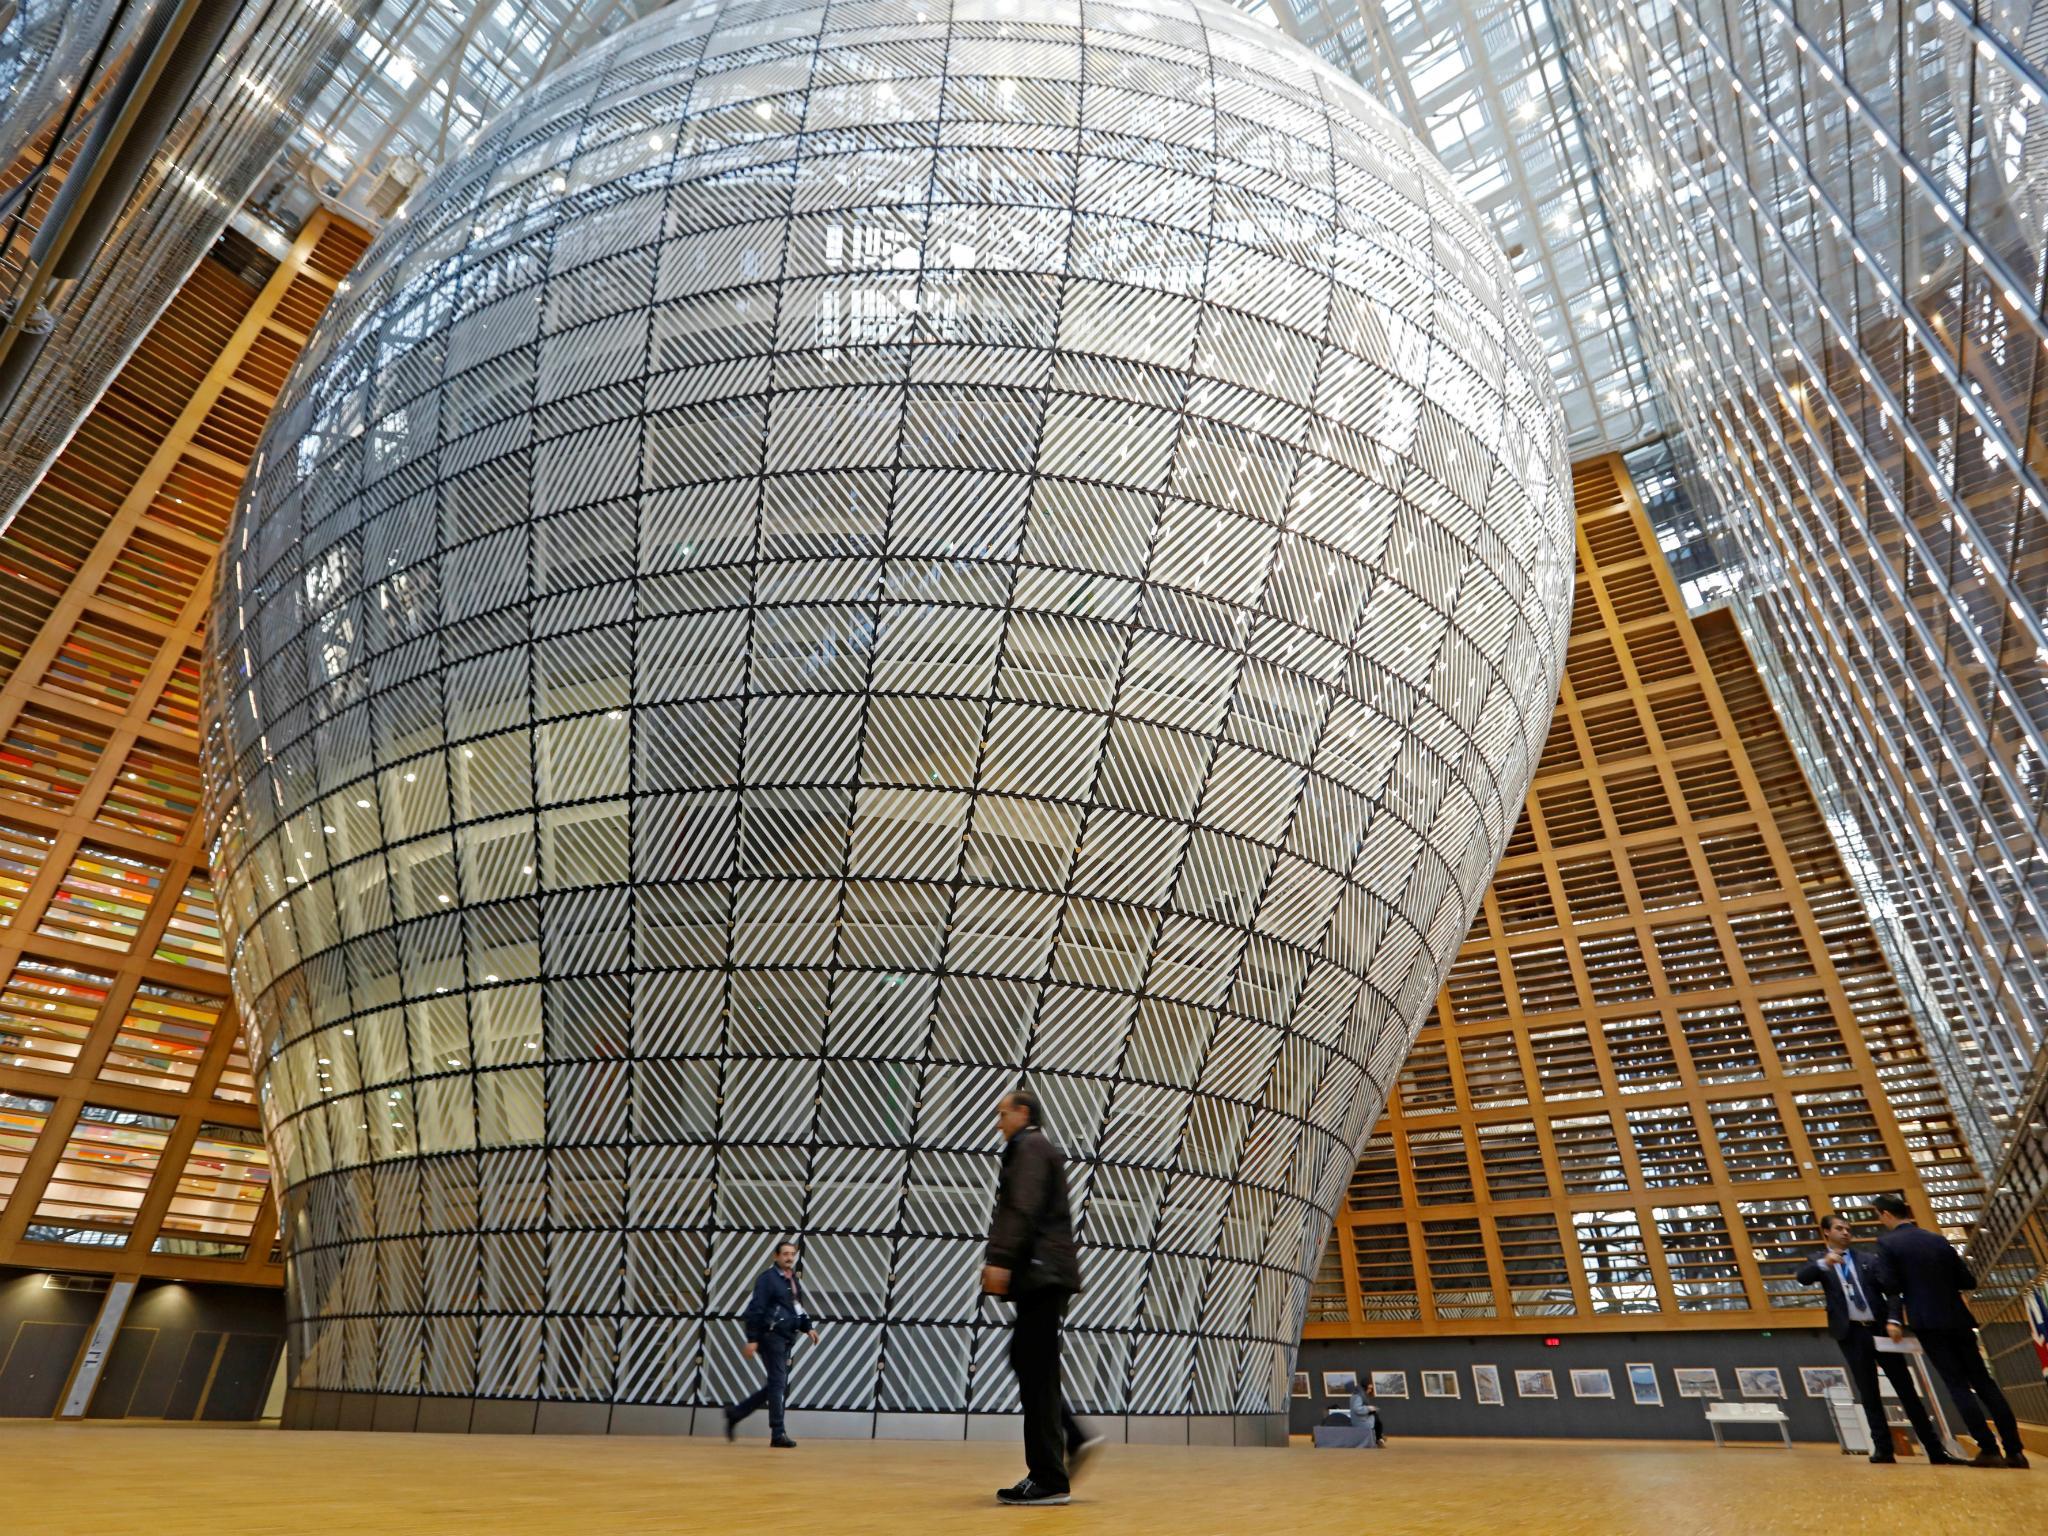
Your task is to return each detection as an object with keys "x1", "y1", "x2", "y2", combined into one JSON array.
[
  {"x1": 0, "y1": 210, "x2": 368, "y2": 1288},
  {"x1": 1305, "y1": 455, "x2": 1986, "y2": 1338}
]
